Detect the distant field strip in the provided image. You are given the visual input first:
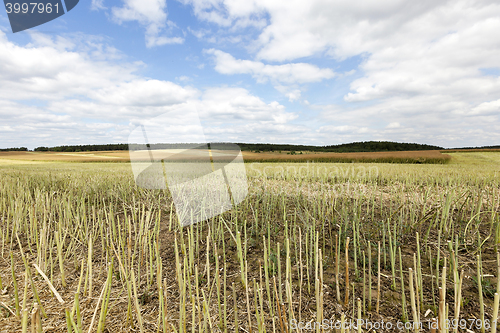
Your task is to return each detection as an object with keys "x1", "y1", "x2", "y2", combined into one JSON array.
[
  {"x1": 243, "y1": 149, "x2": 451, "y2": 163},
  {"x1": 0, "y1": 149, "x2": 452, "y2": 163},
  {"x1": 0, "y1": 151, "x2": 129, "y2": 162}
]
